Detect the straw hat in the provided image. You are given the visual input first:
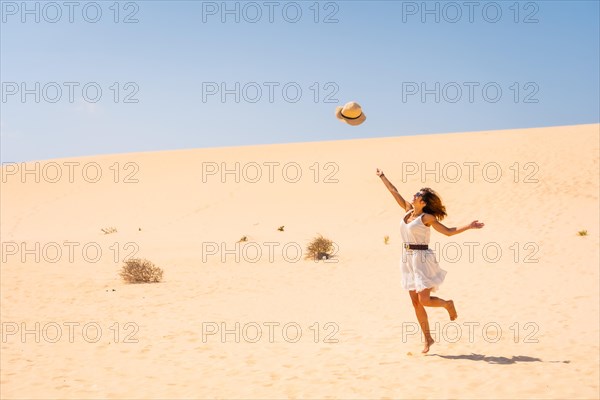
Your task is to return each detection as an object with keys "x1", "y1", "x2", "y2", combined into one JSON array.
[{"x1": 335, "y1": 101, "x2": 366, "y2": 126}]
